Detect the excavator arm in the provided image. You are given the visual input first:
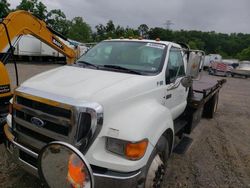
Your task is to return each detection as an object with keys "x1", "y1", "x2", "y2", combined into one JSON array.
[{"x1": 0, "y1": 10, "x2": 76, "y2": 63}]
